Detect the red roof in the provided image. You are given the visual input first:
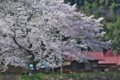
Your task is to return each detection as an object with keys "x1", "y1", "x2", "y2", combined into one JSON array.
[
  {"x1": 98, "y1": 57, "x2": 118, "y2": 64},
  {"x1": 117, "y1": 56, "x2": 120, "y2": 65},
  {"x1": 64, "y1": 52, "x2": 104, "y2": 61},
  {"x1": 83, "y1": 52, "x2": 105, "y2": 60}
]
